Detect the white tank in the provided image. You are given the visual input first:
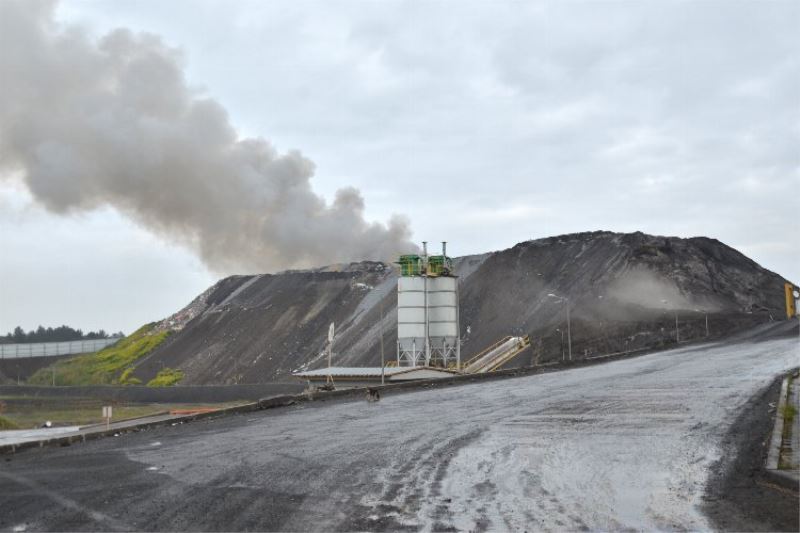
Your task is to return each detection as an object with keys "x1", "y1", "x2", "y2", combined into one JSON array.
[
  {"x1": 427, "y1": 276, "x2": 458, "y2": 334},
  {"x1": 397, "y1": 272, "x2": 460, "y2": 368},
  {"x1": 426, "y1": 276, "x2": 459, "y2": 367},
  {"x1": 397, "y1": 276, "x2": 427, "y2": 366}
]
